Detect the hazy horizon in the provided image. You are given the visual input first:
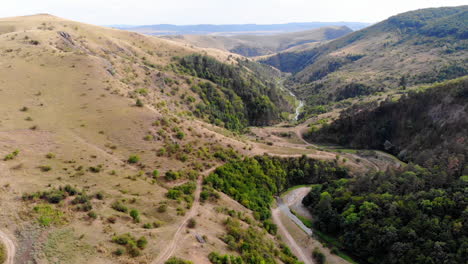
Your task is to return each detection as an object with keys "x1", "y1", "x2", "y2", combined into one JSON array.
[{"x1": 1, "y1": 0, "x2": 466, "y2": 26}]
